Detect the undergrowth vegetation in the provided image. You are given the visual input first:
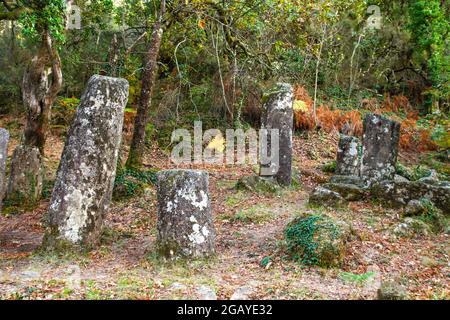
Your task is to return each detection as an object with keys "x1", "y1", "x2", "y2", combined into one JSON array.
[{"x1": 113, "y1": 168, "x2": 157, "y2": 201}]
